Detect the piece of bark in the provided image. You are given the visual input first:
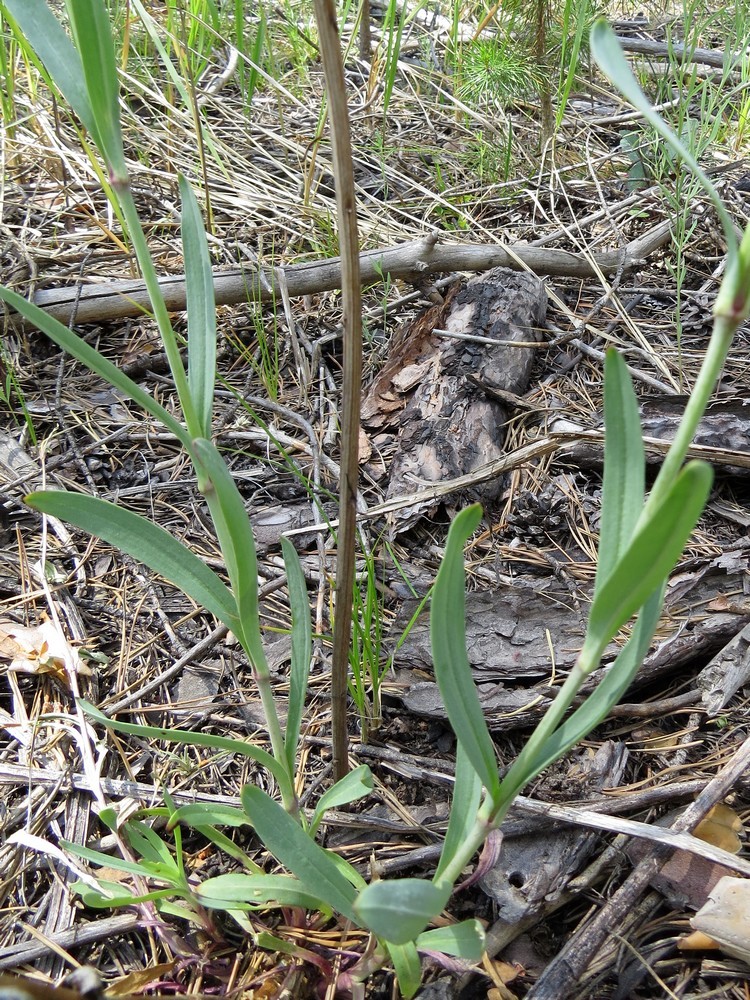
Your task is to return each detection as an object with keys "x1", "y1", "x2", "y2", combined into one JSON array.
[
  {"x1": 480, "y1": 742, "x2": 628, "y2": 941},
  {"x1": 551, "y1": 396, "x2": 750, "y2": 475},
  {"x1": 379, "y1": 268, "x2": 547, "y2": 524},
  {"x1": 391, "y1": 551, "x2": 750, "y2": 730},
  {"x1": 696, "y1": 620, "x2": 750, "y2": 715}
]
